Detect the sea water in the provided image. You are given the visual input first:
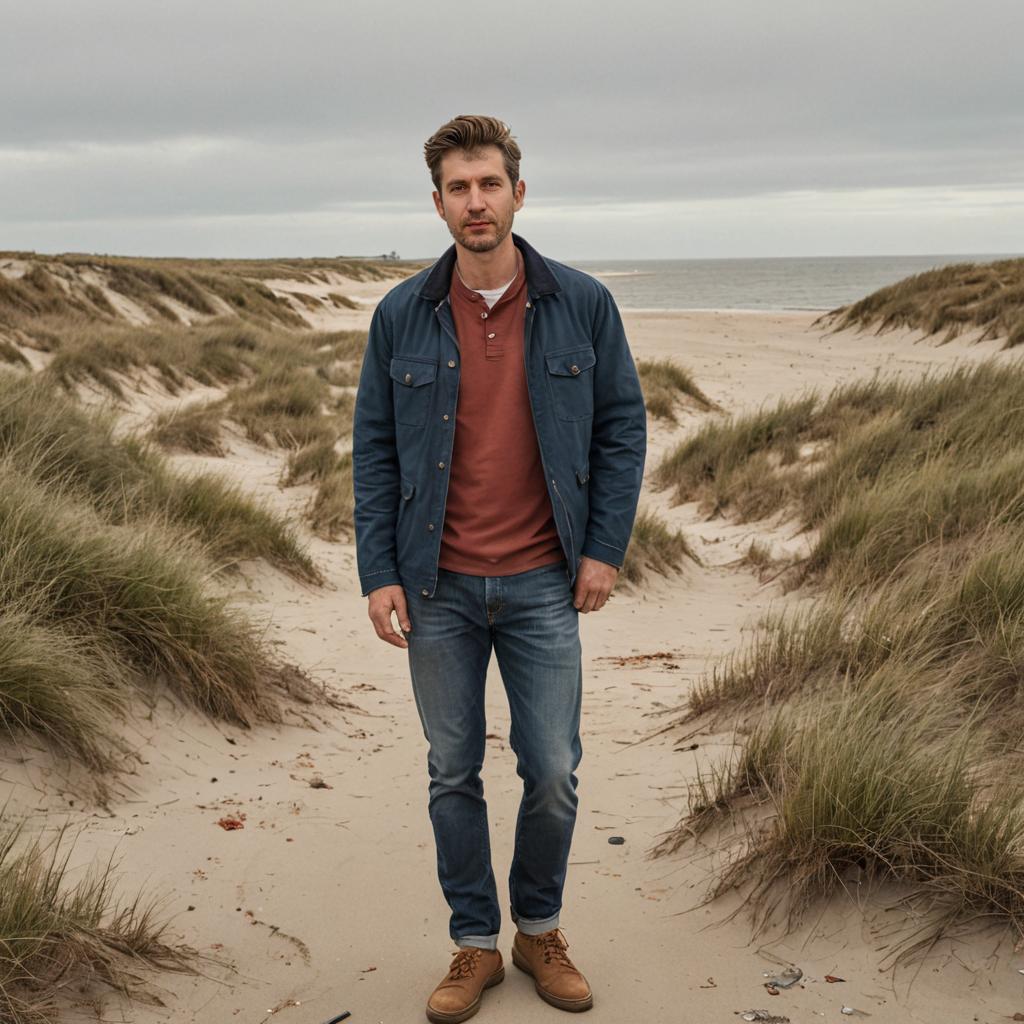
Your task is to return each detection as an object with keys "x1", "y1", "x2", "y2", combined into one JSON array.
[{"x1": 568, "y1": 254, "x2": 1020, "y2": 312}]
